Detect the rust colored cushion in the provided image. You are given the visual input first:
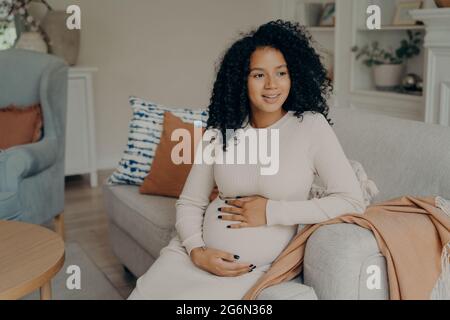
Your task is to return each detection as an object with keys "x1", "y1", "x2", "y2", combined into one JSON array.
[
  {"x1": 0, "y1": 104, "x2": 43, "y2": 150},
  {"x1": 139, "y1": 111, "x2": 208, "y2": 198}
]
